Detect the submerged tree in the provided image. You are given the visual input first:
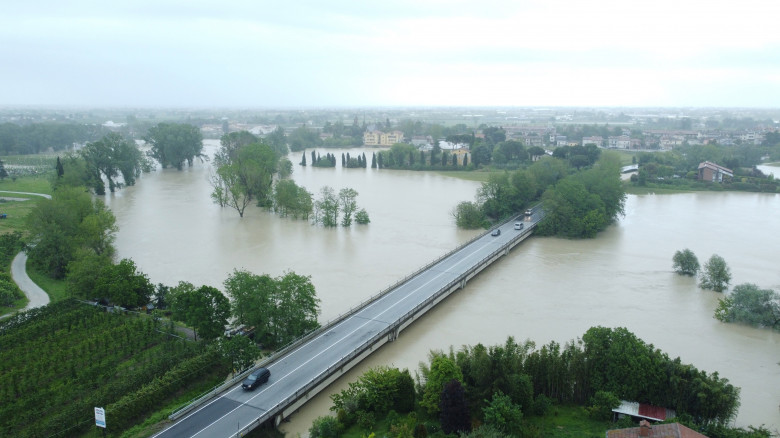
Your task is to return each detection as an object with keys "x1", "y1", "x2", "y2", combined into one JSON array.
[
  {"x1": 699, "y1": 254, "x2": 731, "y2": 292},
  {"x1": 145, "y1": 122, "x2": 204, "y2": 170},
  {"x1": 715, "y1": 283, "x2": 780, "y2": 330},
  {"x1": 673, "y1": 248, "x2": 700, "y2": 276}
]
